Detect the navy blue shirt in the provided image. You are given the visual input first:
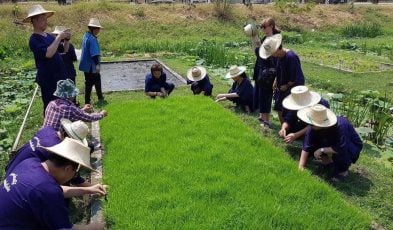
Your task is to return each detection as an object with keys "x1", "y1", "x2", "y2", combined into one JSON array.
[
  {"x1": 29, "y1": 33, "x2": 67, "y2": 87},
  {"x1": 276, "y1": 50, "x2": 305, "y2": 88},
  {"x1": 5, "y1": 126, "x2": 85, "y2": 185},
  {"x1": 0, "y1": 158, "x2": 73, "y2": 229},
  {"x1": 58, "y1": 42, "x2": 77, "y2": 79},
  {"x1": 186, "y1": 75, "x2": 213, "y2": 92},
  {"x1": 145, "y1": 73, "x2": 168, "y2": 92},
  {"x1": 228, "y1": 77, "x2": 254, "y2": 109},
  {"x1": 283, "y1": 98, "x2": 330, "y2": 132},
  {"x1": 302, "y1": 116, "x2": 363, "y2": 163}
]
